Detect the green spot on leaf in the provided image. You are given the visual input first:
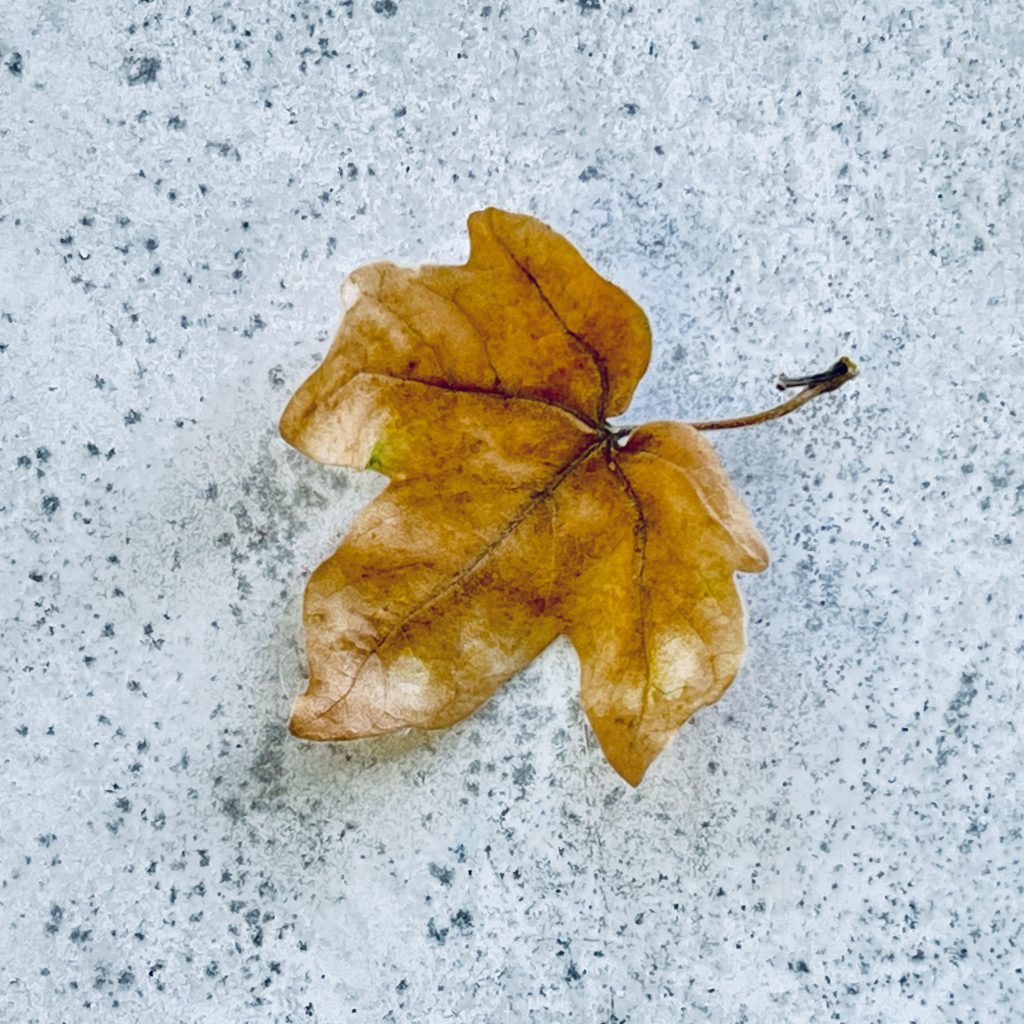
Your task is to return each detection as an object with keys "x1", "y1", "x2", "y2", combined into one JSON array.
[{"x1": 366, "y1": 440, "x2": 387, "y2": 472}]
